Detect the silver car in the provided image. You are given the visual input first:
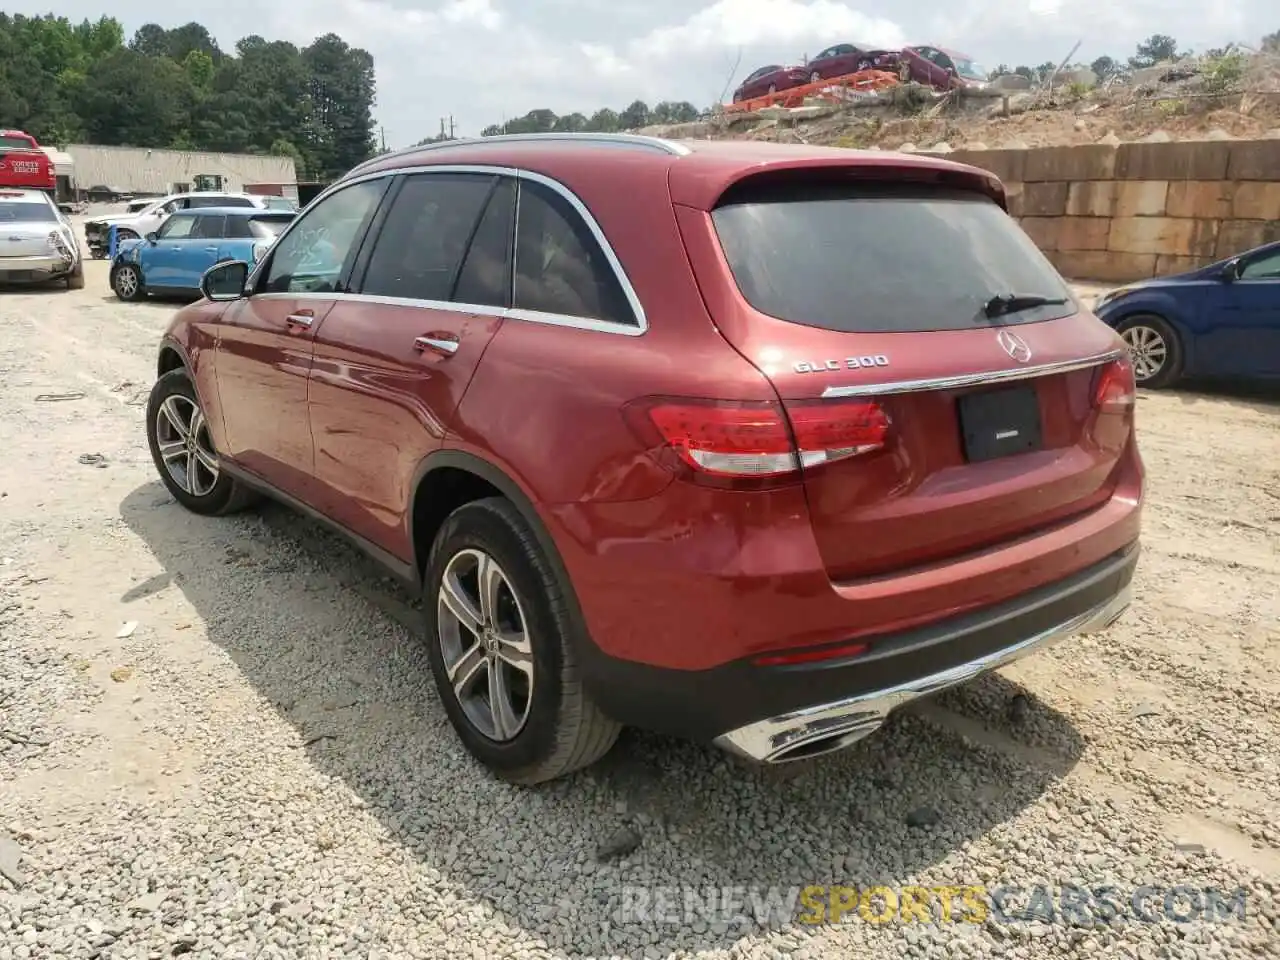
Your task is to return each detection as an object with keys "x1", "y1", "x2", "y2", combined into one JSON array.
[{"x1": 0, "y1": 189, "x2": 84, "y2": 289}]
